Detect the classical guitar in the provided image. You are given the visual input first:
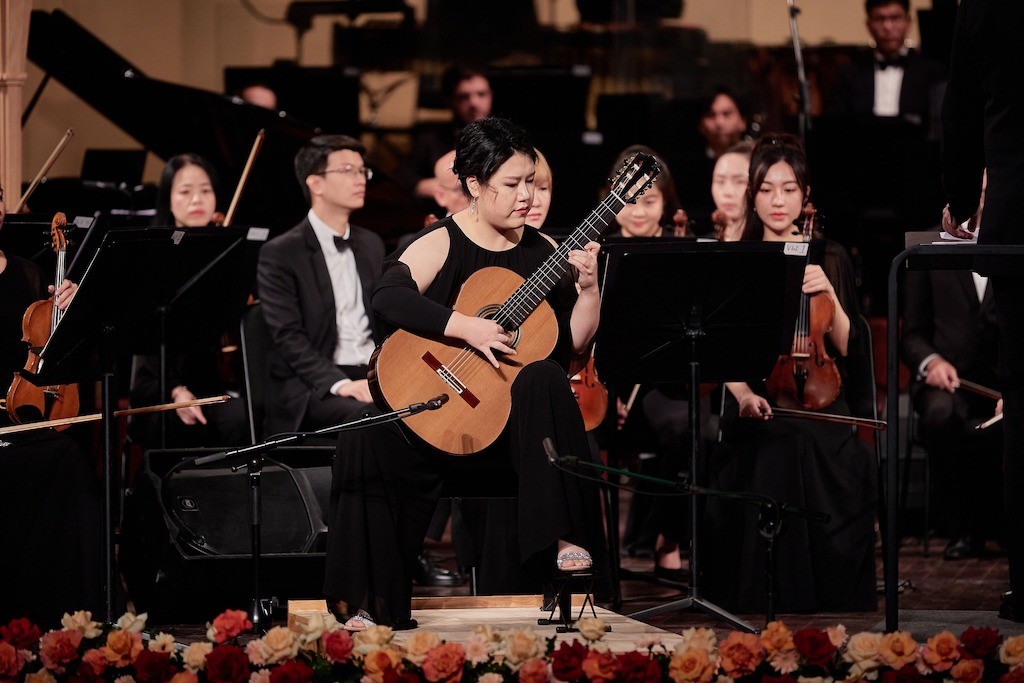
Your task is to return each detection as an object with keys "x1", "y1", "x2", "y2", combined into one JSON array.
[{"x1": 369, "y1": 152, "x2": 661, "y2": 455}]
